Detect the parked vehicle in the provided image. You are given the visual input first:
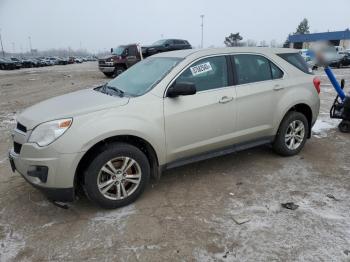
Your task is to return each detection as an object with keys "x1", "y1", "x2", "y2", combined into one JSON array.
[
  {"x1": 21, "y1": 58, "x2": 36, "y2": 68},
  {"x1": 0, "y1": 58, "x2": 16, "y2": 70},
  {"x1": 340, "y1": 52, "x2": 350, "y2": 67},
  {"x1": 98, "y1": 44, "x2": 142, "y2": 77},
  {"x1": 299, "y1": 49, "x2": 317, "y2": 70},
  {"x1": 321, "y1": 47, "x2": 344, "y2": 68},
  {"x1": 75, "y1": 57, "x2": 83, "y2": 63},
  {"x1": 10, "y1": 58, "x2": 22, "y2": 69},
  {"x1": 9, "y1": 47, "x2": 320, "y2": 208},
  {"x1": 57, "y1": 57, "x2": 69, "y2": 65},
  {"x1": 142, "y1": 39, "x2": 192, "y2": 57}
]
